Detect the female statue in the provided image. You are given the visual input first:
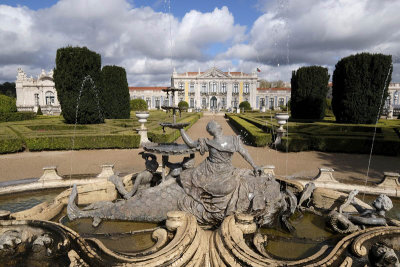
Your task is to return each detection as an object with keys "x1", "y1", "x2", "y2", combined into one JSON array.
[{"x1": 68, "y1": 120, "x2": 296, "y2": 230}]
